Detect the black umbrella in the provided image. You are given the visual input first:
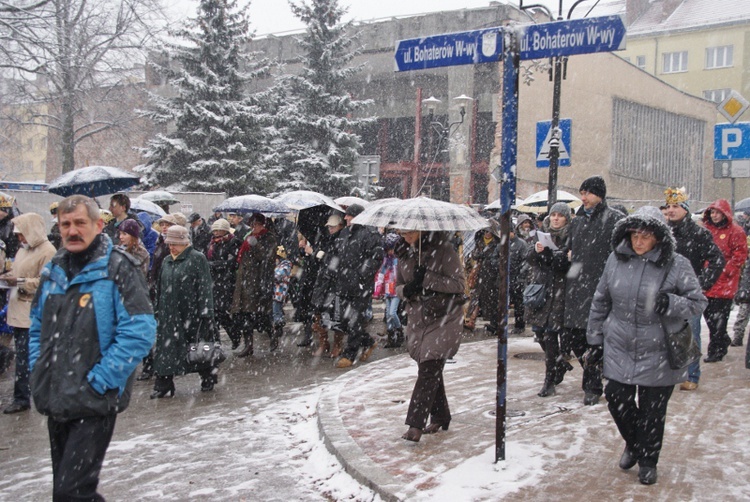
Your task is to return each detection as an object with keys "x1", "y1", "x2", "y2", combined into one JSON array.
[
  {"x1": 297, "y1": 205, "x2": 342, "y2": 248},
  {"x1": 734, "y1": 197, "x2": 750, "y2": 213},
  {"x1": 47, "y1": 166, "x2": 140, "y2": 197}
]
